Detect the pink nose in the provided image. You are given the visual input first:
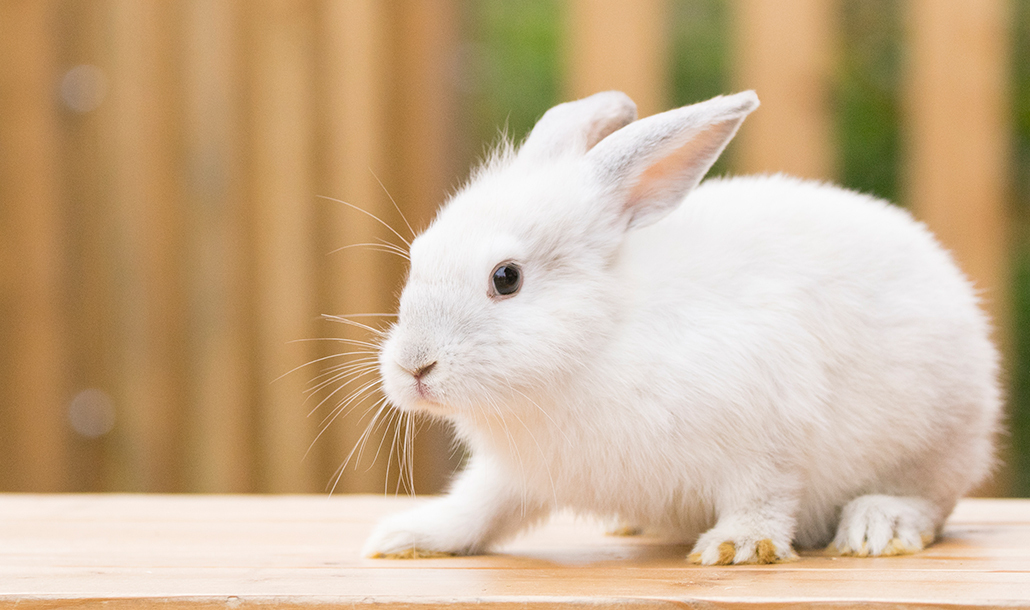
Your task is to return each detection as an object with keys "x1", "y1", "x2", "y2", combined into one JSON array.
[{"x1": 413, "y1": 362, "x2": 436, "y2": 379}]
